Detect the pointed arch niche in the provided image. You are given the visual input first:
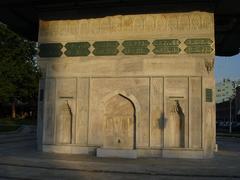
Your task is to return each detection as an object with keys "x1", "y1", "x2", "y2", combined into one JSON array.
[{"x1": 101, "y1": 90, "x2": 140, "y2": 149}]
